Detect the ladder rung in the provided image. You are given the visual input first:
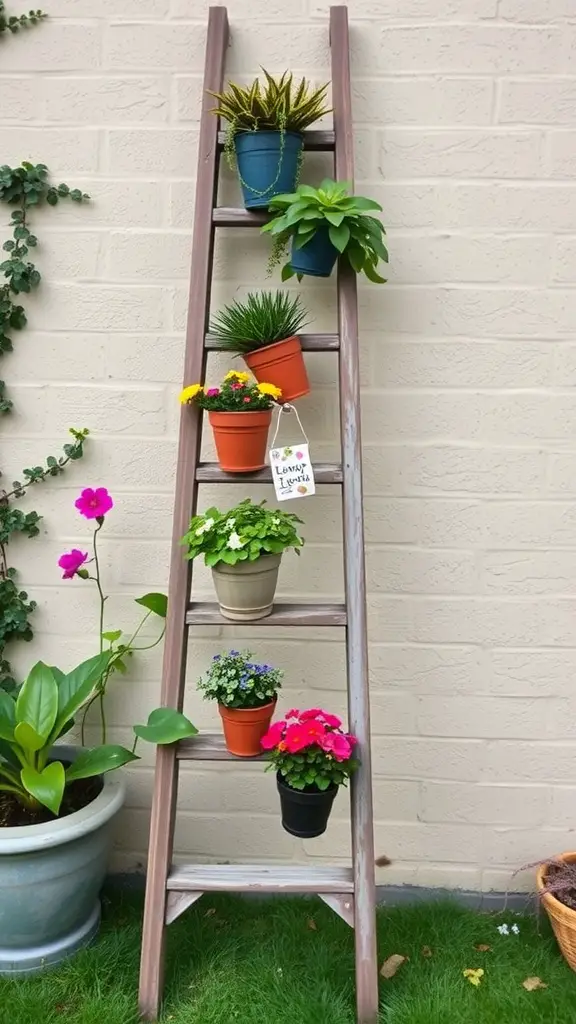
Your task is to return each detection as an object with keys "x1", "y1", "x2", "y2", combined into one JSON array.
[
  {"x1": 167, "y1": 863, "x2": 354, "y2": 893},
  {"x1": 217, "y1": 129, "x2": 335, "y2": 152},
  {"x1": 196, "y1": 462, "x2": 342, "y2": 483},
  {"x1": 204, "y1": 333, "x2": 340, "y2": 352},
  {"x1": 178, "y1": 733, "x2": 265, "y2": 761},
  {"x1": 213, "y1": 208, "x2": 269, "y2": 226},
  {"x1": 186, "y1": 602, "x2": 347, "y2": 626}
]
